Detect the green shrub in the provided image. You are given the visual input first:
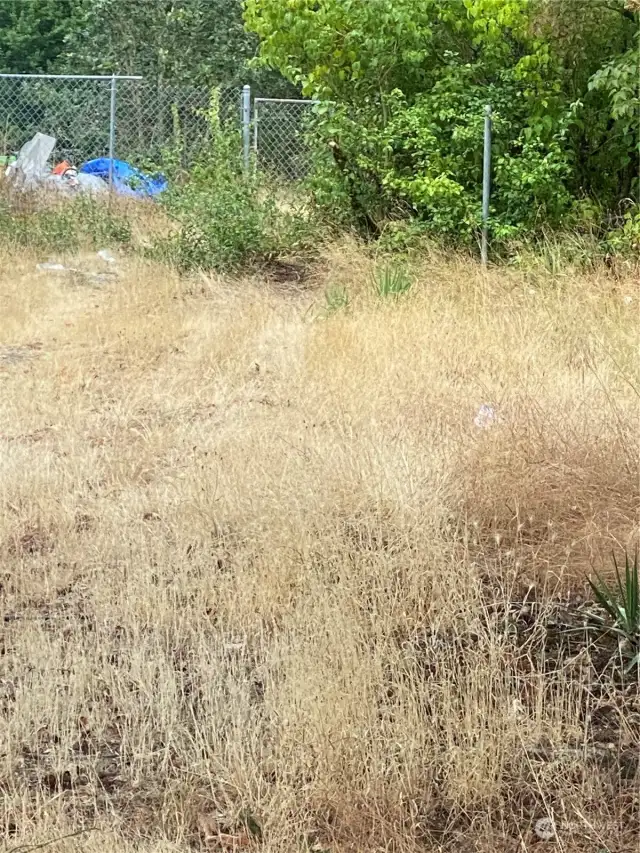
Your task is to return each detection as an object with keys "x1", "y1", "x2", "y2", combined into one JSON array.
[
  {"x1": 153, "y1": 97, "x2": 320, "y2": 272},
  {"x1": 604, "y1": 207, "x2": 640, "y2": 258},
  {"x1": 248, "y1": 0, "x2": 639, "y2": 251},
  {"x1": 157, "y1": 163, "x2": 318, "y2": 271}
]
